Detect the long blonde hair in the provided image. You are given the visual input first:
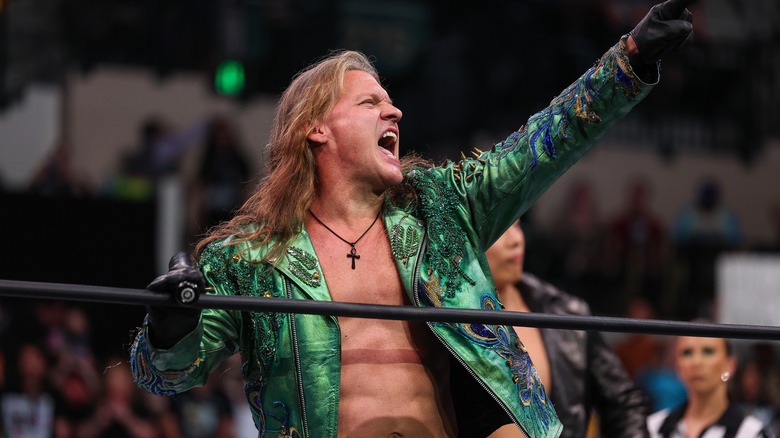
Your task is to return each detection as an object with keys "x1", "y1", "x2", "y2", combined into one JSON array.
[{"x1": 196, "y1": 50, "x2": 380, "y2": 263}]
